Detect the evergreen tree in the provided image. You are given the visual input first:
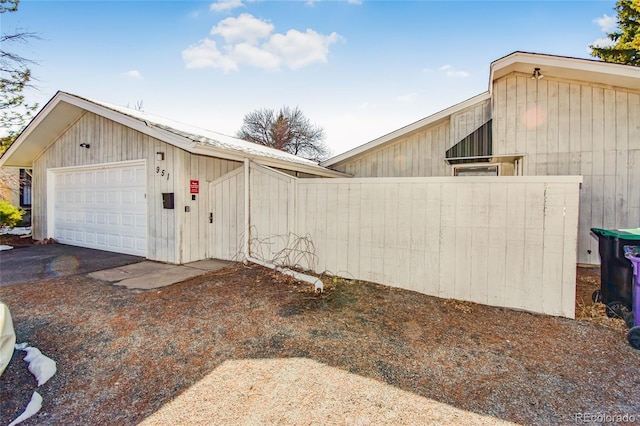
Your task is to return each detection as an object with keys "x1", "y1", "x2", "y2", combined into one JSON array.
[{"x1": 590, "y1": 0, "x2": 640, "y2": 66}]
